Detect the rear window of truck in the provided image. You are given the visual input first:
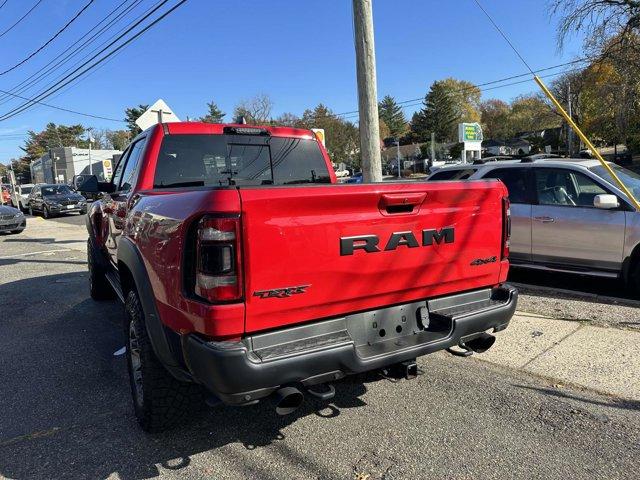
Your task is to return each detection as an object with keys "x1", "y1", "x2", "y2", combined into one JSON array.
[{"x1": 153, "y1": 134, "x2": 331, "y2": 188}]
